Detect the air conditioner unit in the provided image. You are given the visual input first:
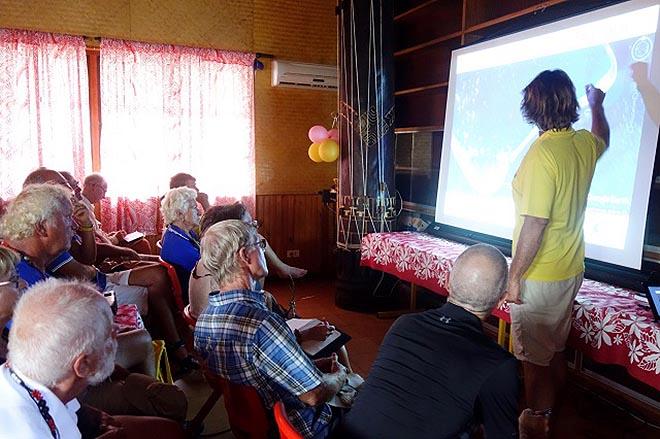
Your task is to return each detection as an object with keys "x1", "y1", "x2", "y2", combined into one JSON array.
[{"x1": 271, "y1": 60, "x2": 337, "y2": 90}]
